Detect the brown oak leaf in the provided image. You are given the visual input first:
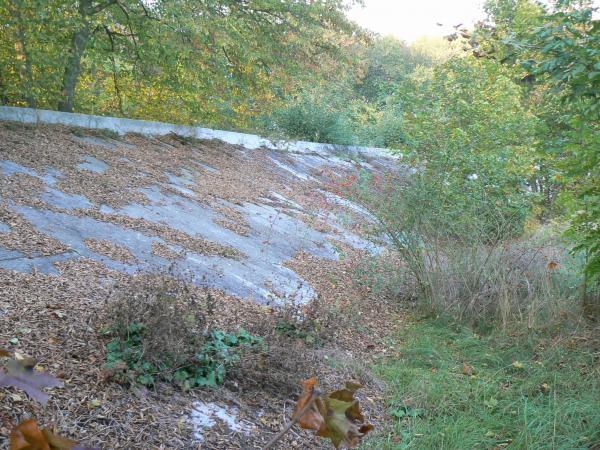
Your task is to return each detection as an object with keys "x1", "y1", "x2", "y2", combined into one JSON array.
[{"x1": 293, "y1": 378, "x2": 373, "y2": 449}]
